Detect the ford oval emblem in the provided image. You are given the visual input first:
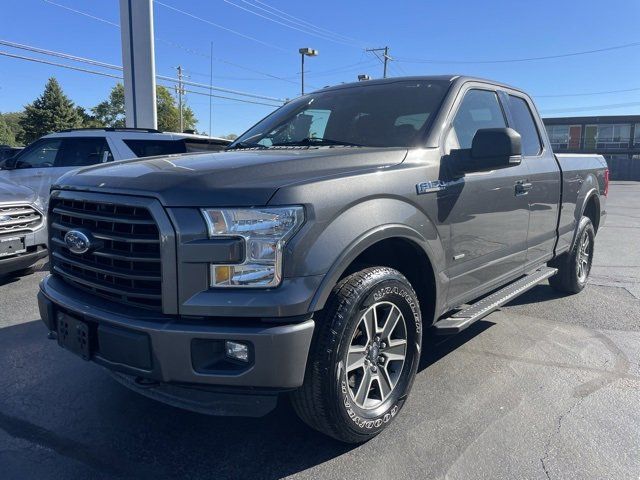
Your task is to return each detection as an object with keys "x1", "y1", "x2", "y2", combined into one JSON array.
[{"x1": 64, "y1": 230, "x2": 92, "y2": 255}]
